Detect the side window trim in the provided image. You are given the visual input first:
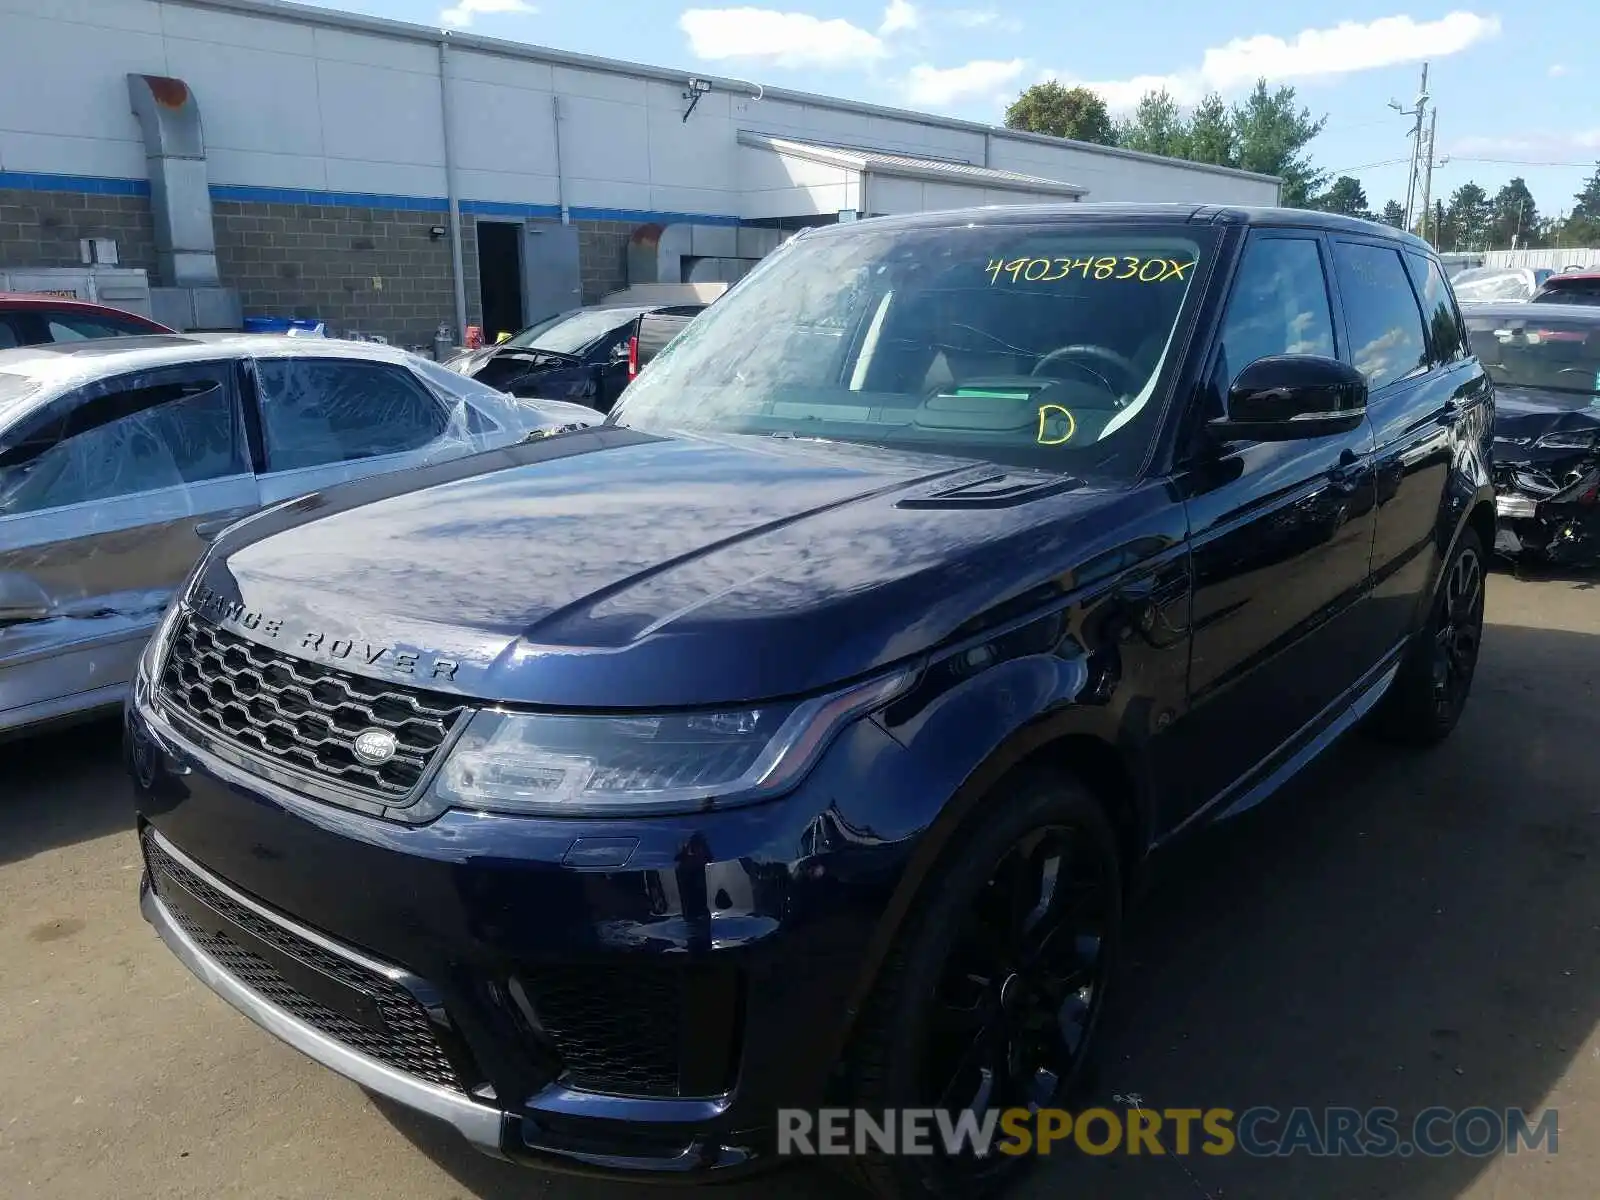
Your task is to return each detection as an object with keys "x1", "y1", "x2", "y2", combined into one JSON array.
[
  {"x1": 253, "y1": 357, "x2": 452, "y2": 473},
  {"x1": 0, "y1": 362, "x2": 245, "y2": 471},
  {"x1": 1206, "y1": 229, "x2": 1341, "y2": 389},
  {"x1": 1176, "y1": 229, "x2": 1338, "y2": 462},
  {"x1": 1330, "y1": 237, "x2": 1433, "y2": 392}
]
